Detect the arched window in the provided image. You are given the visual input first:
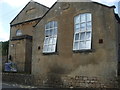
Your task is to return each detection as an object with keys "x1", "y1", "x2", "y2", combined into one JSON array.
[
  {"x1": 16, "y1": 30, "x2": 22, "y2": 36},
  {"x1": 73, "y1": 13, "x2": 92, "y2": 50},
  {"x1": 43, "y1": 21, "x2": 58, "y2": 53}
]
